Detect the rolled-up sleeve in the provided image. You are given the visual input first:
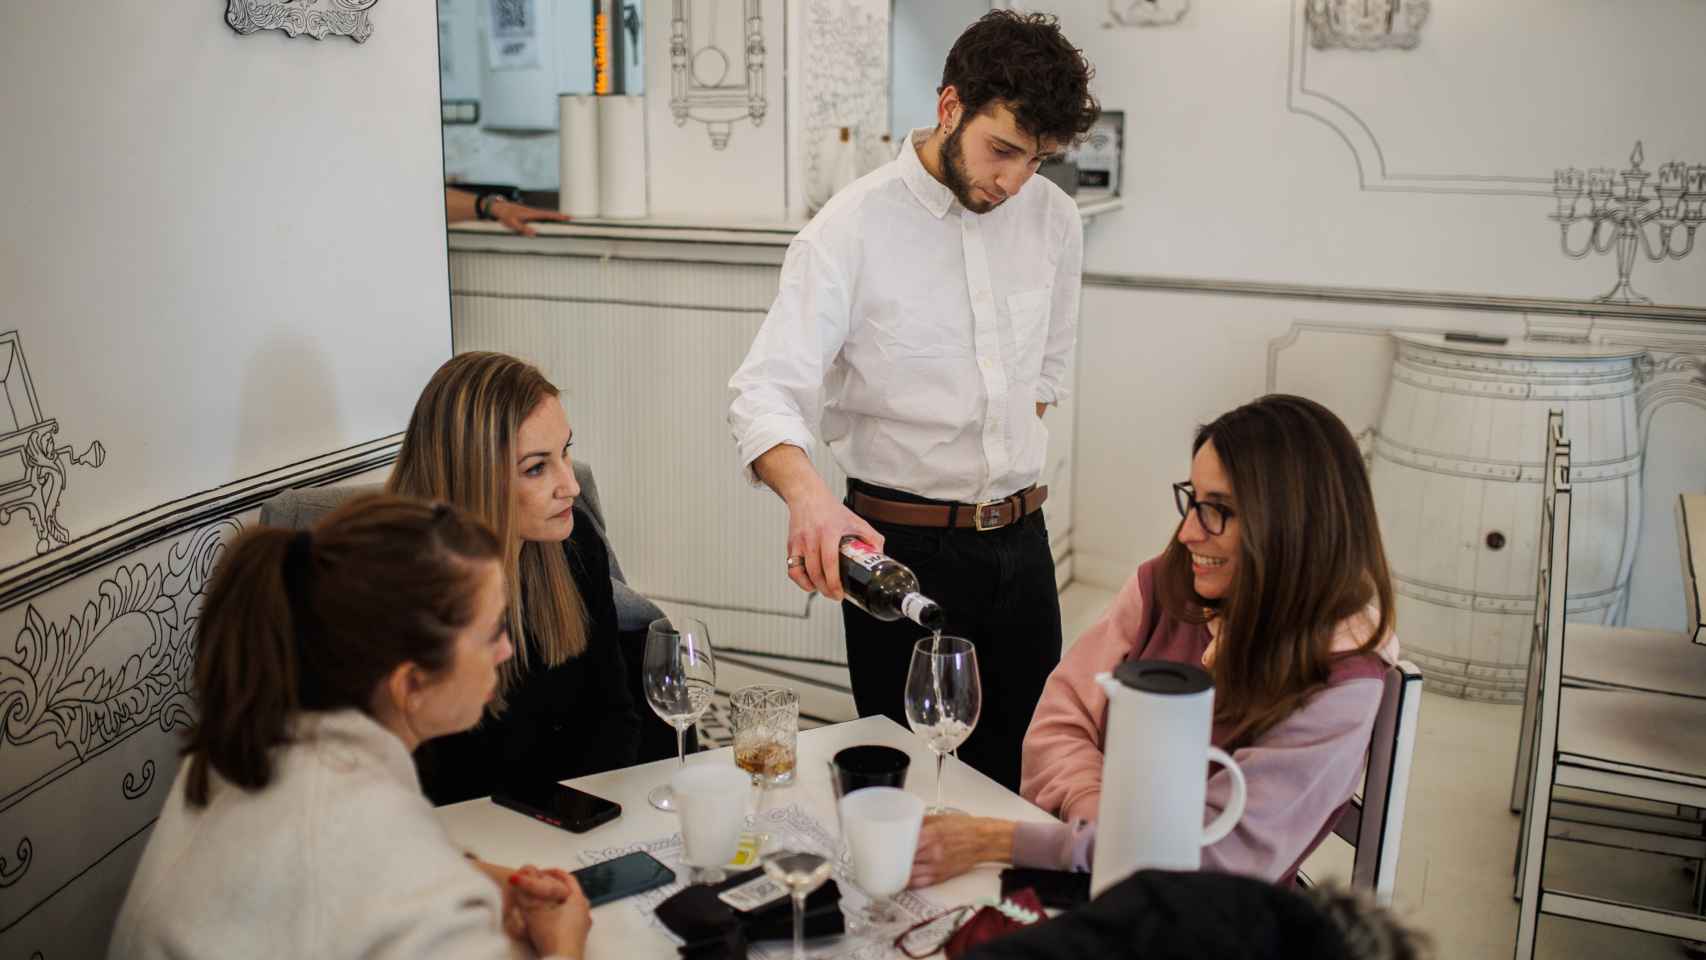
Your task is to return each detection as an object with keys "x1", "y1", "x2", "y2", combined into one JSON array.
[
  {"x1": 727, "y1": 237, "x2": 852, "y2": 484},
  {"x1": 1034, "y1": 209, "x2": 1082, "y2": 407}
]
